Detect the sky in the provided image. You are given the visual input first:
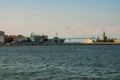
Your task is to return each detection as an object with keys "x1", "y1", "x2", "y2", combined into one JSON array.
[{"x1": 0, "y1": 0, "x2": 120, "y2": 38}]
